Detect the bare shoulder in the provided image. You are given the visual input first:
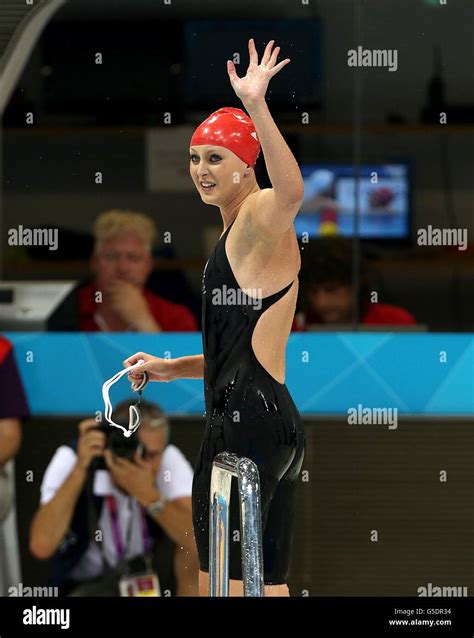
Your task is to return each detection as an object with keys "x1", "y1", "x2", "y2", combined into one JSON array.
[
  {"x1": 228, "y1": 190, "x2": 301, "y2": 281},
  {"x1": 236, "y1": 189, "x2": 299, "y2": 249},
  {"x1": 246, "y1": 187, "x2": 302, "y2": 239}
]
